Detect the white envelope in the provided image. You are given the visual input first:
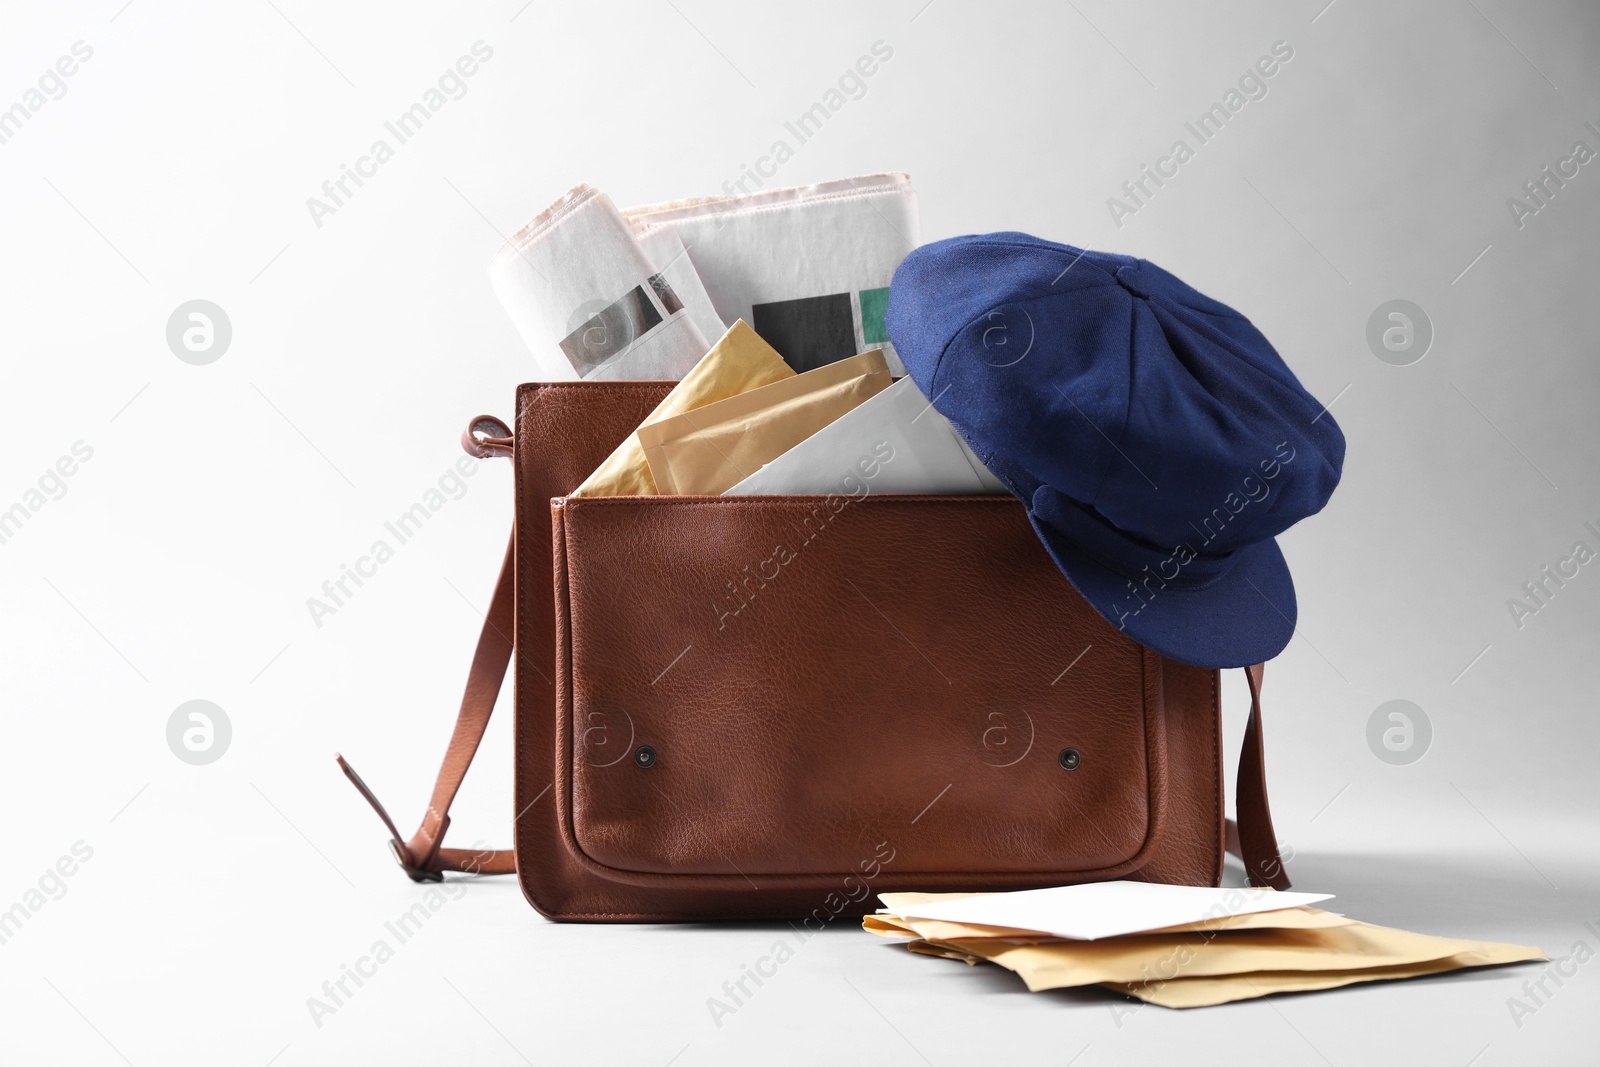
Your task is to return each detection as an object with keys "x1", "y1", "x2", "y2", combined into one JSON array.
[
  {"x1": 885, "y1": 881, "x2": 1336, "y2": 942},
  {"x1": 724, "y1": 377, "x2": 1008, "y2": 496}
]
